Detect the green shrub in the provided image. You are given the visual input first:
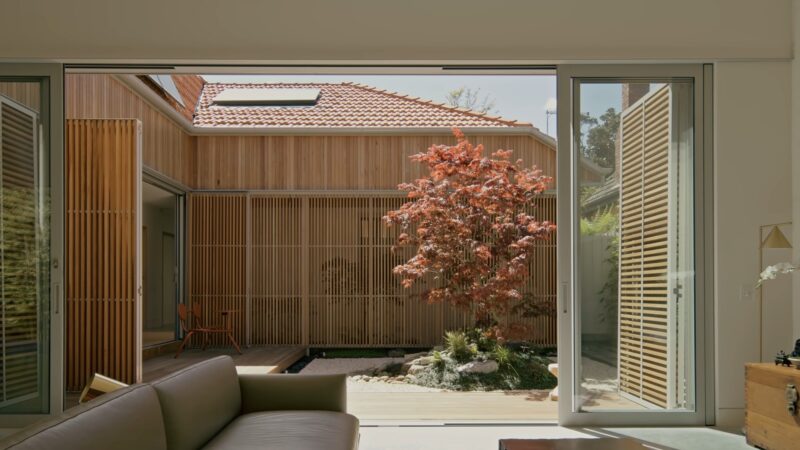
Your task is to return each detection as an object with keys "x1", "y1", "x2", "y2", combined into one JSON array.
[
  {"x1": 444, "y1": 330, "x2": 472, "y2": 362},
  {"x1": 492, "y1": 345, "x2": 514, "y2": 370},
  {"x1": 432, "y1": 350, "x2": 445, "y2": 370},
  {"x1": 465, "y1": 328, "x2": 497, "y2": 352}
]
